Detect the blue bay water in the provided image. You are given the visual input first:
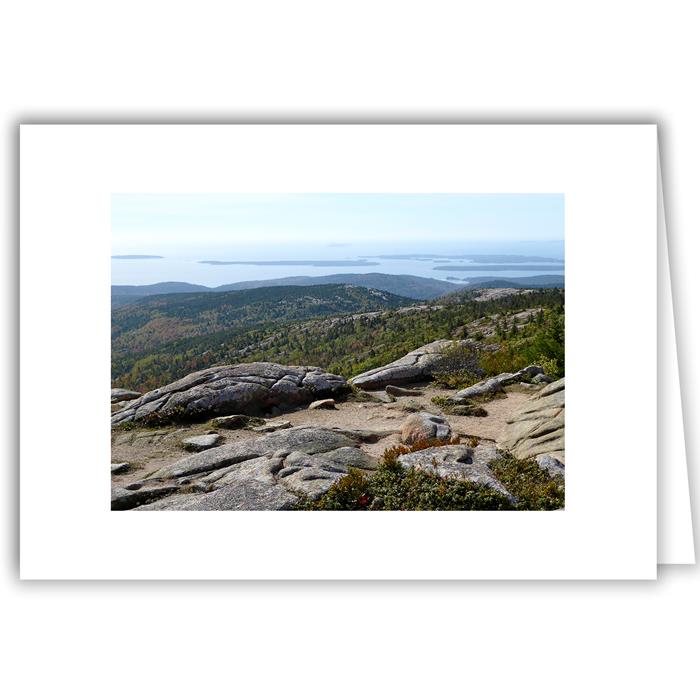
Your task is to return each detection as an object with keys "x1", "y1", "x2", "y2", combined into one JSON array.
[{"x1": 111, "y1": 241, "x2": 565, "y2": 287}]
